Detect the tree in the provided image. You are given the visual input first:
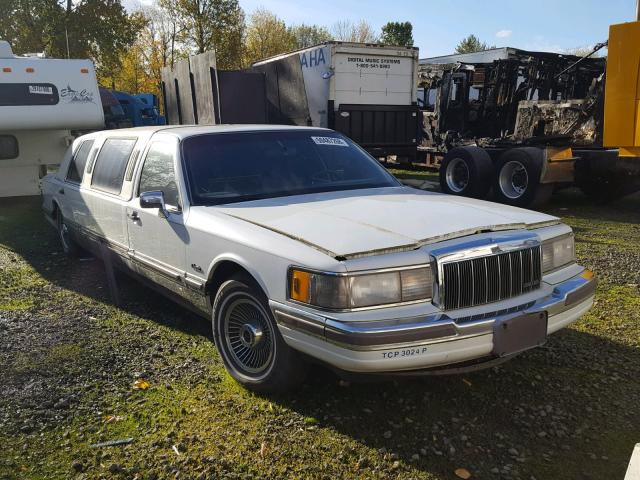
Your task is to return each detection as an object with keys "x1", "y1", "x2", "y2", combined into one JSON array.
[
  {"x1": 454, "y1": 34, "x2": 495, "y2": 54},
  {"x1": 288, "y1": 24, "x2": 332, "y2": 49},
  {"x1": 0, "y1": 0, "x2": 66, "y2": 55},
  {"x1": 167, "y1": 0, "x2": 245, "y2": 69},
  {"x1": 244, "y1": 9, "x2": 296, "y2": 65},
  {"x1": 332, "y1": 20, "x2": 378, "y2": 43},
  {"x1": 0, "y1": 0, "x2": 141, "y2": 77},
  {"x1": 99, "y1": 5, "x2": 187, "y2": 99},
  {"x1": 565, "y1": 46, "x2": 602, "y2": 57},
  {"x1": 380, "y1": 21, "x2": 413, "y2": 47}
]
